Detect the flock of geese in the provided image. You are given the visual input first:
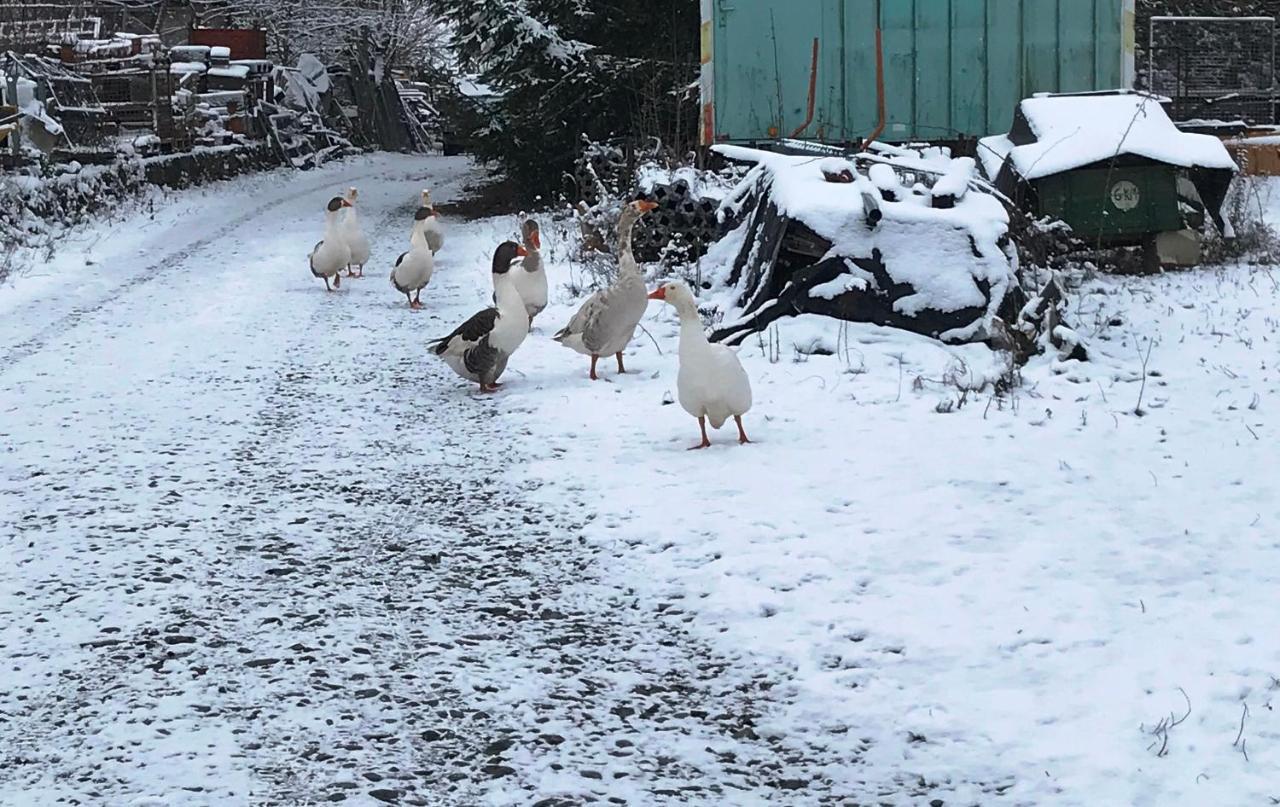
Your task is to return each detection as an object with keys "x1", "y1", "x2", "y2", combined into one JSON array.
[{"x1": 308, "y1": 188, "x2": 753, "y2": 449}]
